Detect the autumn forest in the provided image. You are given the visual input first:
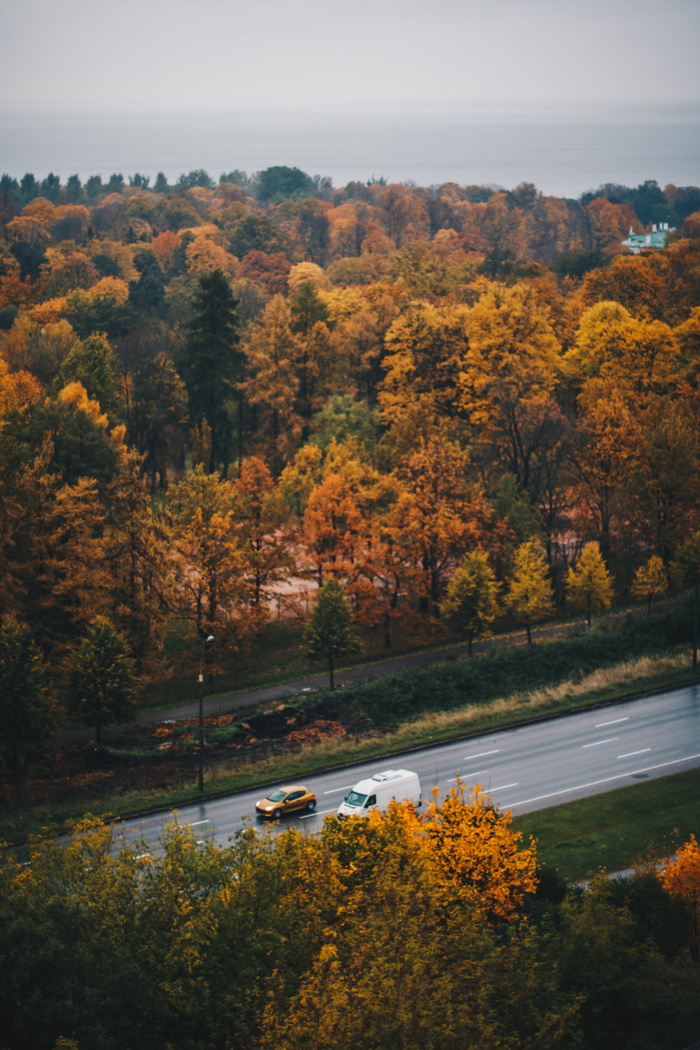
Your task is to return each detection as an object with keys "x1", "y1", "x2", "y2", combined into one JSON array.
[
  {"x1": 2, "y1": 164, "x2": 700, "y2": 1048},
  {"x1": 2, "y1": 169, "x2": 700, "y2": 696}
]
